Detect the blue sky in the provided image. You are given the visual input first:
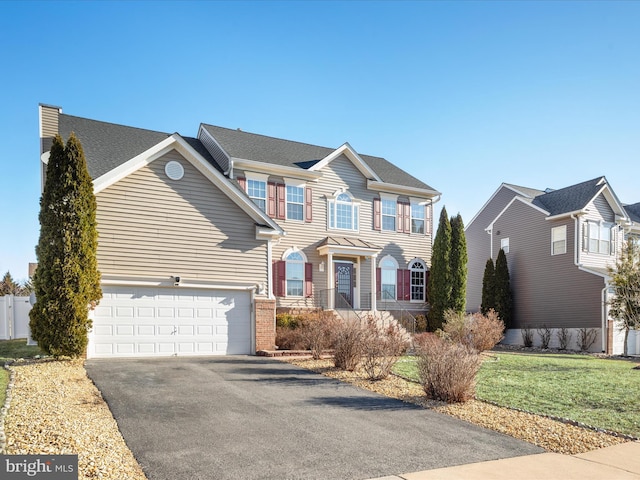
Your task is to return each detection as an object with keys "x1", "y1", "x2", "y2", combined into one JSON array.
[{"x1": 1, "y1": 1, "x2": 639, "y2": 282}]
